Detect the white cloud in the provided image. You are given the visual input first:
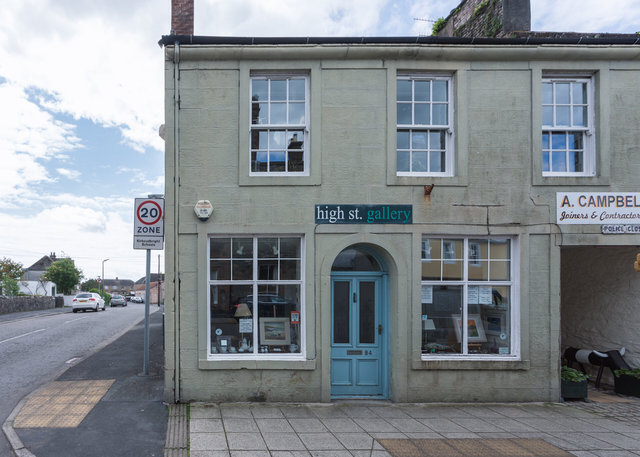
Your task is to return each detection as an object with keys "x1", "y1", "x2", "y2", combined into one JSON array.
[
  {"x1": 0, "y1": 82, "x2": 81, "y2": 204},
  {"x1": 56, "y1": 168, "x2": 81, "y2": 180},
  {"x1": 531, "y1": 0, "x2": 640, "y2": 33}
]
